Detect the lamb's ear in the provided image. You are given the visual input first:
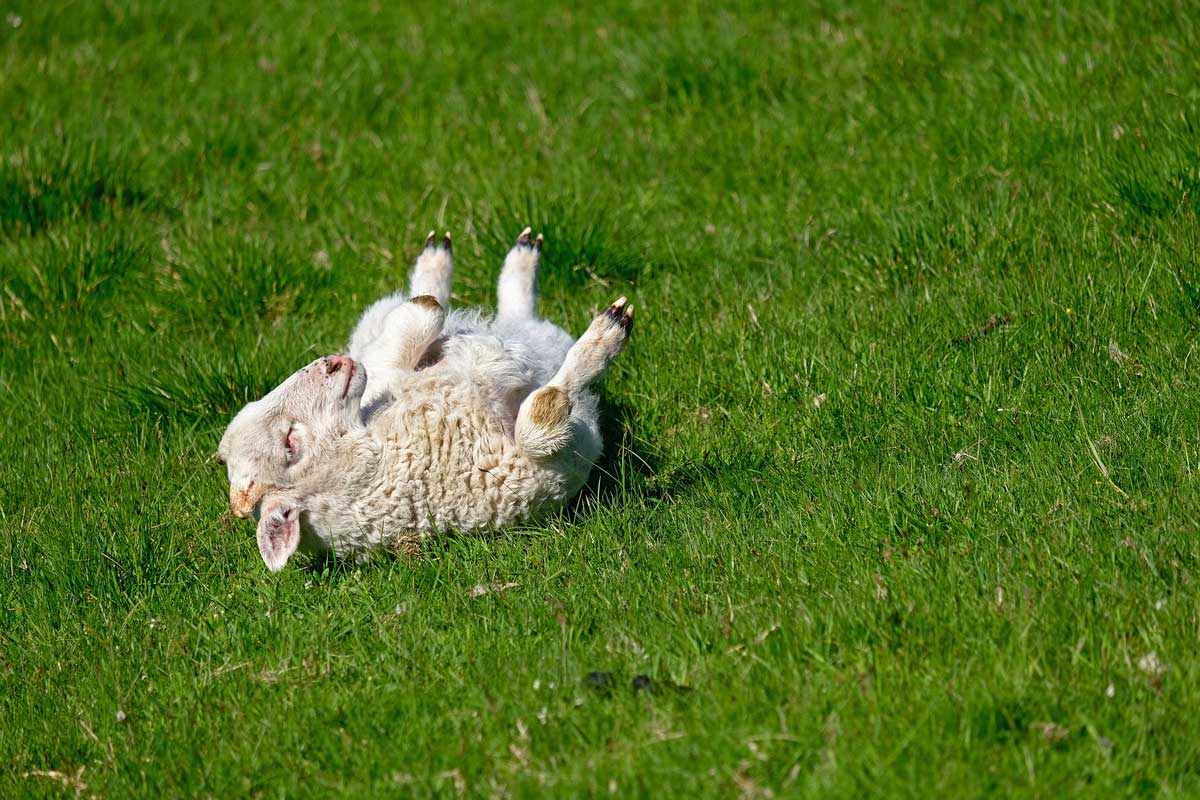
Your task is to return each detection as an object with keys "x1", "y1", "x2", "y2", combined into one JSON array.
[{"x1": 257, "y1": 497, "x2": 301, "y2": 572}]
